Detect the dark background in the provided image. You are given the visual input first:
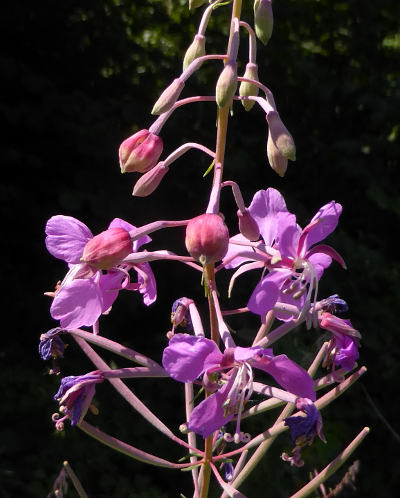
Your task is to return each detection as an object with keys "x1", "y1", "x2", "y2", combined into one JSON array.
[{"x1": 1, "y1": 0, "x2": 399, "y2": 496}]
